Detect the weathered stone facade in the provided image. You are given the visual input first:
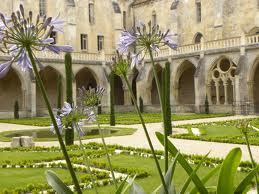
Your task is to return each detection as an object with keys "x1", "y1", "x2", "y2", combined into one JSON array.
[{"x1": 1, "y1": 0, "x2": 259, "y2": 118}]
